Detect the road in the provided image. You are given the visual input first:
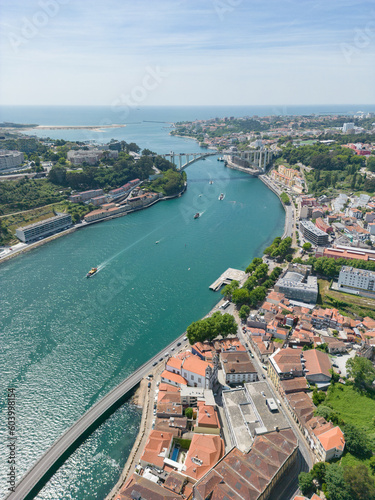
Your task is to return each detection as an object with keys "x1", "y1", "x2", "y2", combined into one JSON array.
[
  {"x1": 5, "y1": 333, "x2": 189, "y2": 500},
  {"x1": 227, "y1": 304, "x2": 314, "y2": 499}
]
